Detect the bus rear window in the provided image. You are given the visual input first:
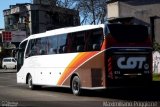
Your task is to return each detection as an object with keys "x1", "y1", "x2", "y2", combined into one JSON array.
[{"x1": 108, "y1": 24, "x2": 149, "y2": 42}]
